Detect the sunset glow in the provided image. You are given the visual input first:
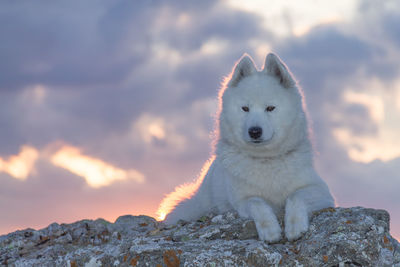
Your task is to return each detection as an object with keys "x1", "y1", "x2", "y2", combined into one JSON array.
[
  {"x1": 0, "y1": 146, "x2": 39, "y2": 180},
  {"x1": 51, "y1": 145, "x2": 145, "y2": 188}
]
